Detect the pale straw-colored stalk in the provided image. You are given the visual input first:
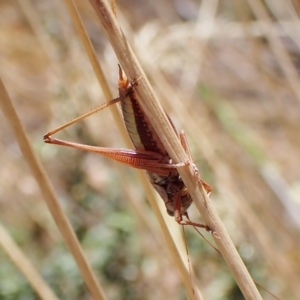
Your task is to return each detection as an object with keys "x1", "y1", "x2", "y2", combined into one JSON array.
[
  {"x1": 63, "y1": 0, "x2": 202, "y2": 299},
  {"x1": 89, "y1": 0, "x2": 263, "y2": 299},
  {"x1": 0, "y1": 78, "x2": 107, "y2": 300},
  {"x1": 0, "y1": 221, "x2": 59, "y2": 300}
]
